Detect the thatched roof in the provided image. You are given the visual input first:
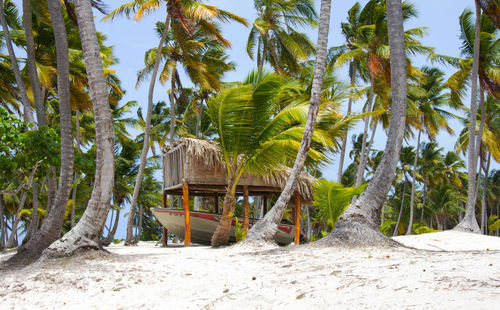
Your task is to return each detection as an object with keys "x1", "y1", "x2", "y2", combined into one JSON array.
[{"x1": 162, "y1": 138, "x2": 315, "y2": 200}]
